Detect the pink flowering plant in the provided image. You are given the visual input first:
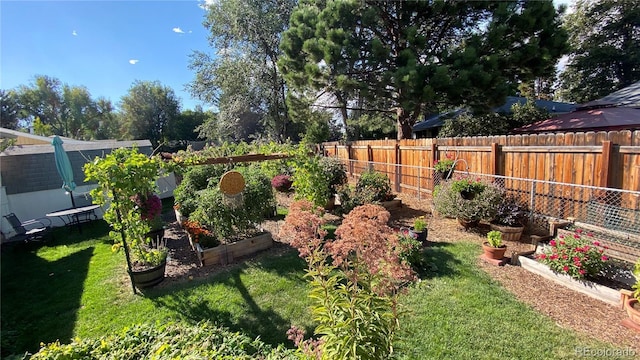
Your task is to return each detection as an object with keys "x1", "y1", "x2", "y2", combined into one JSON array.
[{"x1": 536, "y1": 229, "x2": 609, "y2": 280}]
